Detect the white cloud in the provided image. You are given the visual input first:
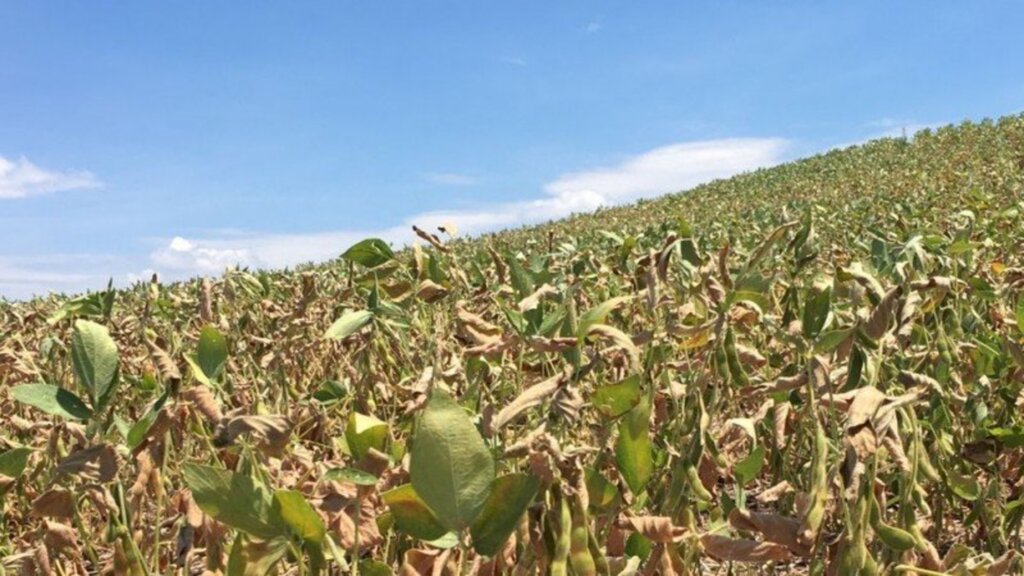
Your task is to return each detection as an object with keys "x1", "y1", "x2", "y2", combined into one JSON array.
[
  {"x1": 0, "y1": 254, "x2": 121, "y2": 300},
  {"x1": 142, "y1": 138, "x2": 788, "y2": 282},
  {"x1": 1, "y1": 138, "x2": 789, "y2": 299},
  {"x1": 500, "y1": 56, "x2": 527, "y2": 67},
  {"x1": 830, "y1": 119, "x2": 945, "y2": 150},
  {"x1": 422, "y1": 172, "x2": 480, "y2": 186},
  {"x1": 0, "y1": 155, "x2": 101, "y2": 199},
  {"x1": 585, "y1": 22, "x2": 602, "y2": 34}
]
